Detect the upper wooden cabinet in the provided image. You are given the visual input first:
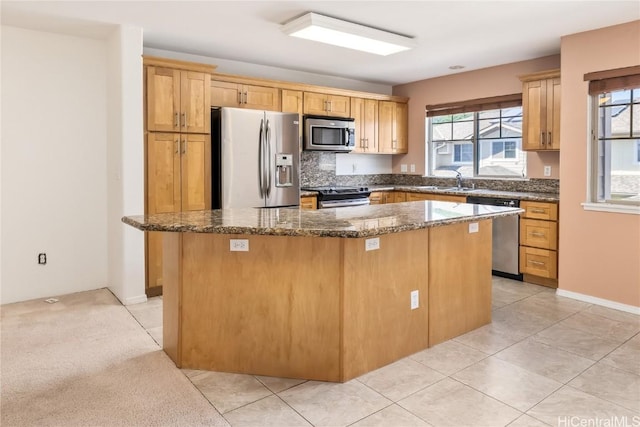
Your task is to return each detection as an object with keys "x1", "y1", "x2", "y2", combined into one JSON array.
[
  {"x1": 211, "y1": 80, "x2": 281, "y2": 111},
  {"x1": 351, "y1": 98, "x2": 378, "y2": 153},
  {"x1": 379, "y1": 101, "x2": 408, "y2": 154},
  {"x1": 520, "y1": 70, "x2": 561, "y2": 151},
  {"x1": 282, "y1": 90, "x2": 303, "y2": 115},
  {"x1": 303, "y1": 92, "x2": 350, "y2": 117},
  {"x1": 146, "y1": 66, "x2": 211, "y2": 134}
]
